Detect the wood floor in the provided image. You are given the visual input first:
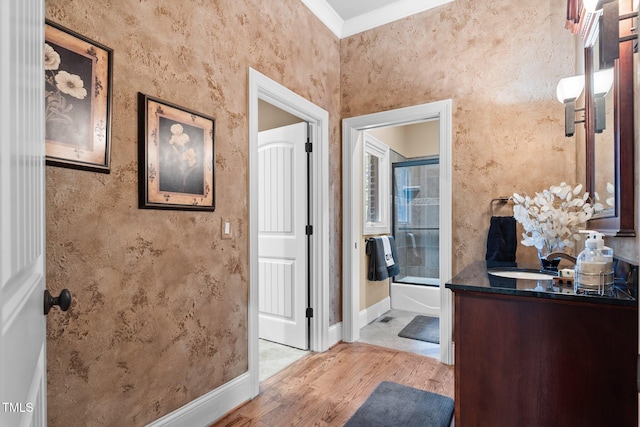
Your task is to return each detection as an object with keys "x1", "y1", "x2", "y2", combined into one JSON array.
[{"x1": 212, "y1": 342, "x2": 454, "y2": 427}]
